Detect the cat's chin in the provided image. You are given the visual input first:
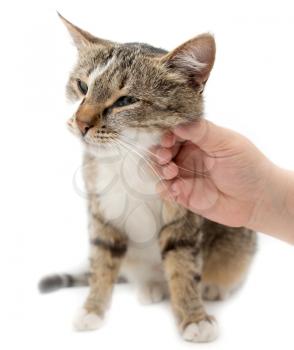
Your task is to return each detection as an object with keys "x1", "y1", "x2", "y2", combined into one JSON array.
[
  {"x1": 85, "y1": 142, "x2": 112, "y2": 151},
  {"x1": 85, "y1": 142, "x2": 123, "y2": 161}
]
